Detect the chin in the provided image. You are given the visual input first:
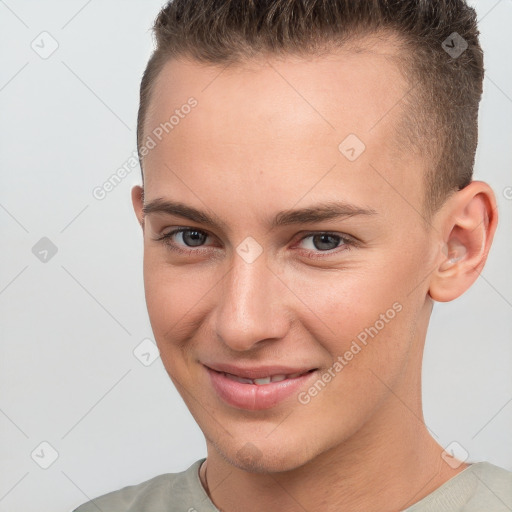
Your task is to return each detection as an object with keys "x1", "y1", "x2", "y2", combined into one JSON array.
[{"x1": 213, "y1": 432, "x2": 319, "y2": 474}]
